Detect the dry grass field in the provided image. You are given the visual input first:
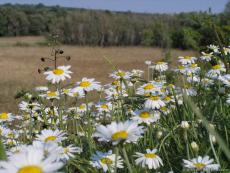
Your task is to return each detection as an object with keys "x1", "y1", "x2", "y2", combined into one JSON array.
[{"x1": 0, "y1": 36, "x2": 197, "y2": 112}]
